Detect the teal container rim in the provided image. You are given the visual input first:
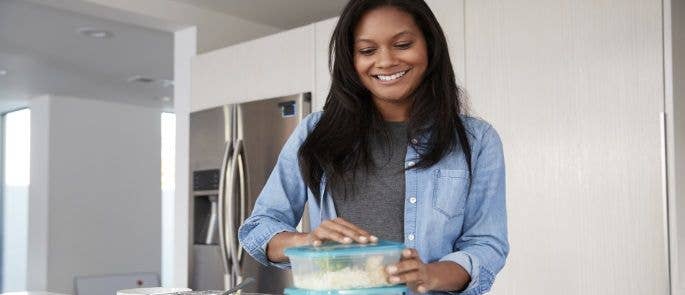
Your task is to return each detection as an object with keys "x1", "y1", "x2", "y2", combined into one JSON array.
[
  {"x1": 283, "y1": 285, "x2": 408, "y2": 294},
  {"x1": 284, "y1": 240, "x2": 405, "y2": 258}
]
